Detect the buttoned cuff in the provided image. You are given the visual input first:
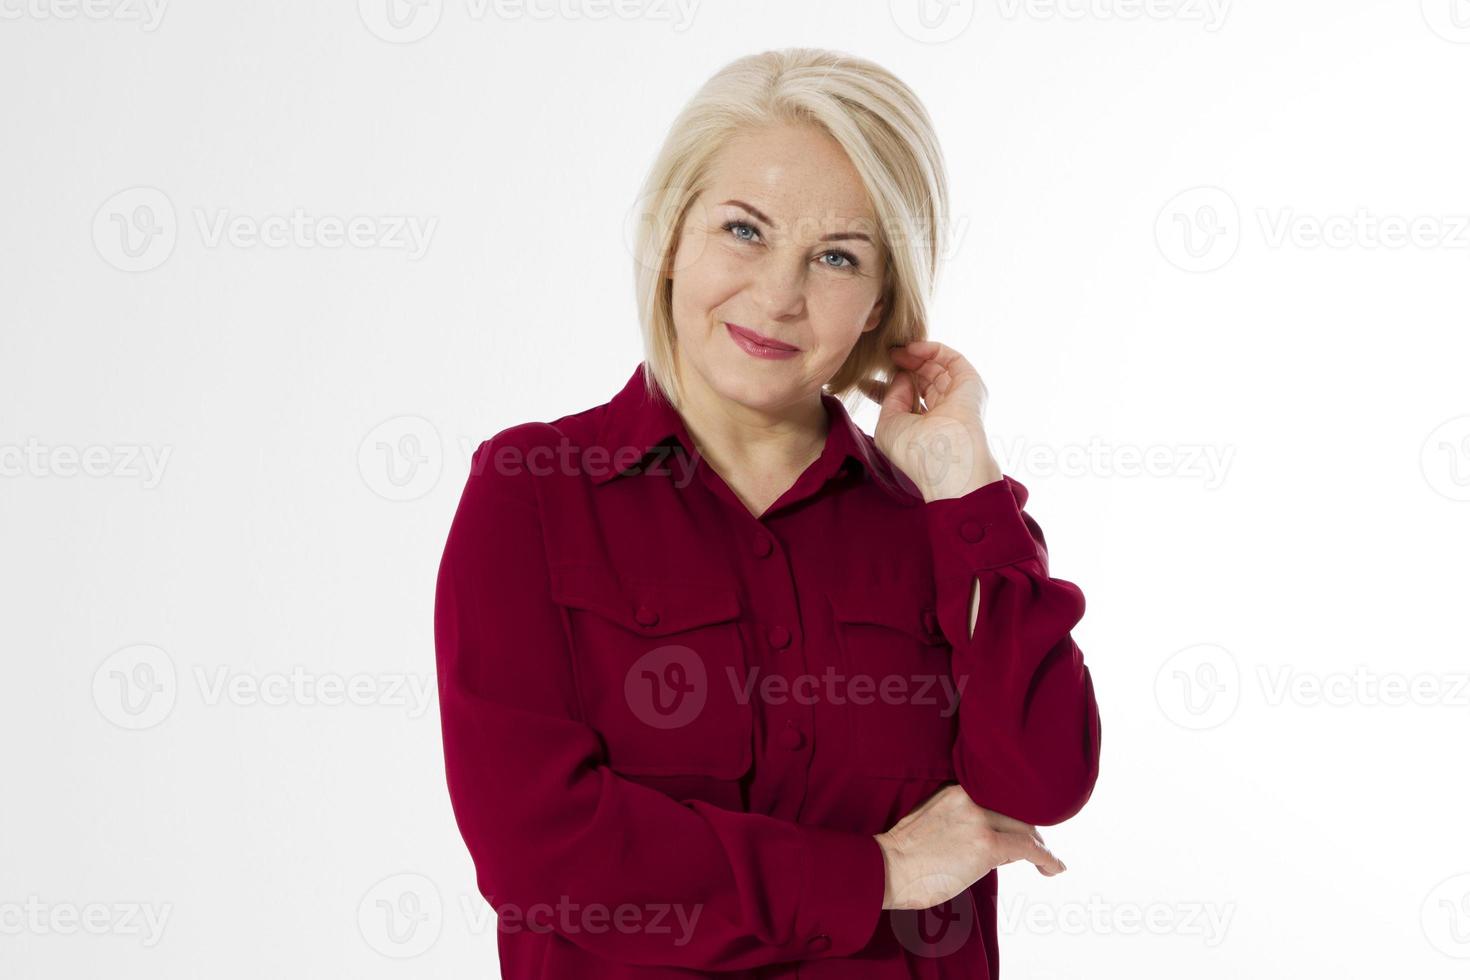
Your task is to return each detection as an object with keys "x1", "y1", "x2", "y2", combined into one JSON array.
[
  {"x1": 795, "y1": 826, "x2": 886, "y2": 958},
  {"x1": 924, "y1": 476, "x2": 1040, "y2": 574}
]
